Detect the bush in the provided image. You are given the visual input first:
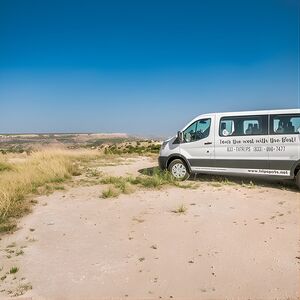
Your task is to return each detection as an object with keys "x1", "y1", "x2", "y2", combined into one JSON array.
[{"x1": 102, "y1": 142, "x2": 161, "y2": 155}]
